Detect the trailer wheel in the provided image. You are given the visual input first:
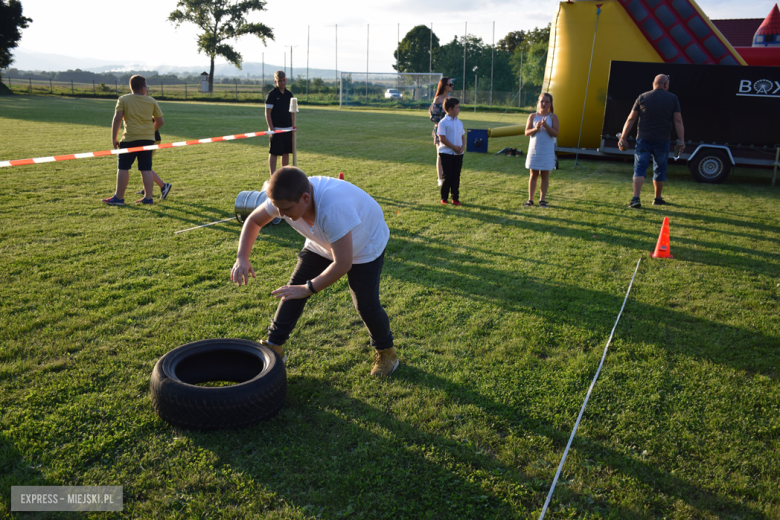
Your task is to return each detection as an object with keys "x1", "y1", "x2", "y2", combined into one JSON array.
[
  {"x1": 150, "y1": 339, "x2": 286, "y2": 430},
  {"x1": 689, "y1": 150, "x2": 731, "y2": 184}
]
